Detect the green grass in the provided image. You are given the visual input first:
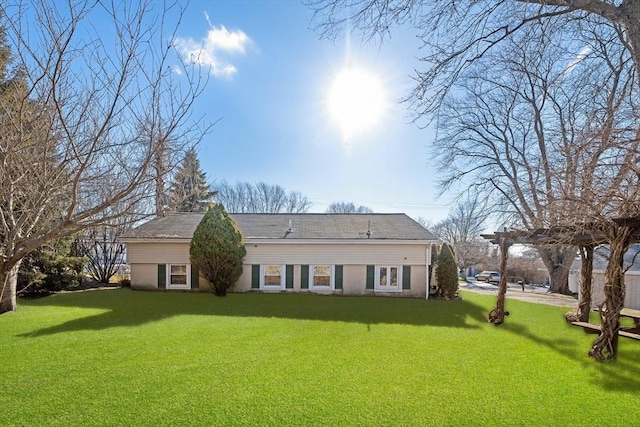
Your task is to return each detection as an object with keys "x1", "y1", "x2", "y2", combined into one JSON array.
[{"x1": 1, "y1": 289, "x2": 639, "y2": 426}]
